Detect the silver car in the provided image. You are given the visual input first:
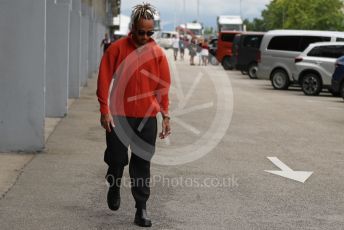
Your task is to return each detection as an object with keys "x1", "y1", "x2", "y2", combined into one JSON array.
[
  {"x1": 257, "y1": 30, "x2": 344, "y2": 90},
  {"x1": 294, "y1": 42, "x2": 344, "y2": 96}
]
